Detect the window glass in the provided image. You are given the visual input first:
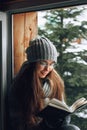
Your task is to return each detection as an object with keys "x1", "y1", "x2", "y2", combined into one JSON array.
[{"x1": 38, "y1": 5, "x2": 87, "y2": 129}]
